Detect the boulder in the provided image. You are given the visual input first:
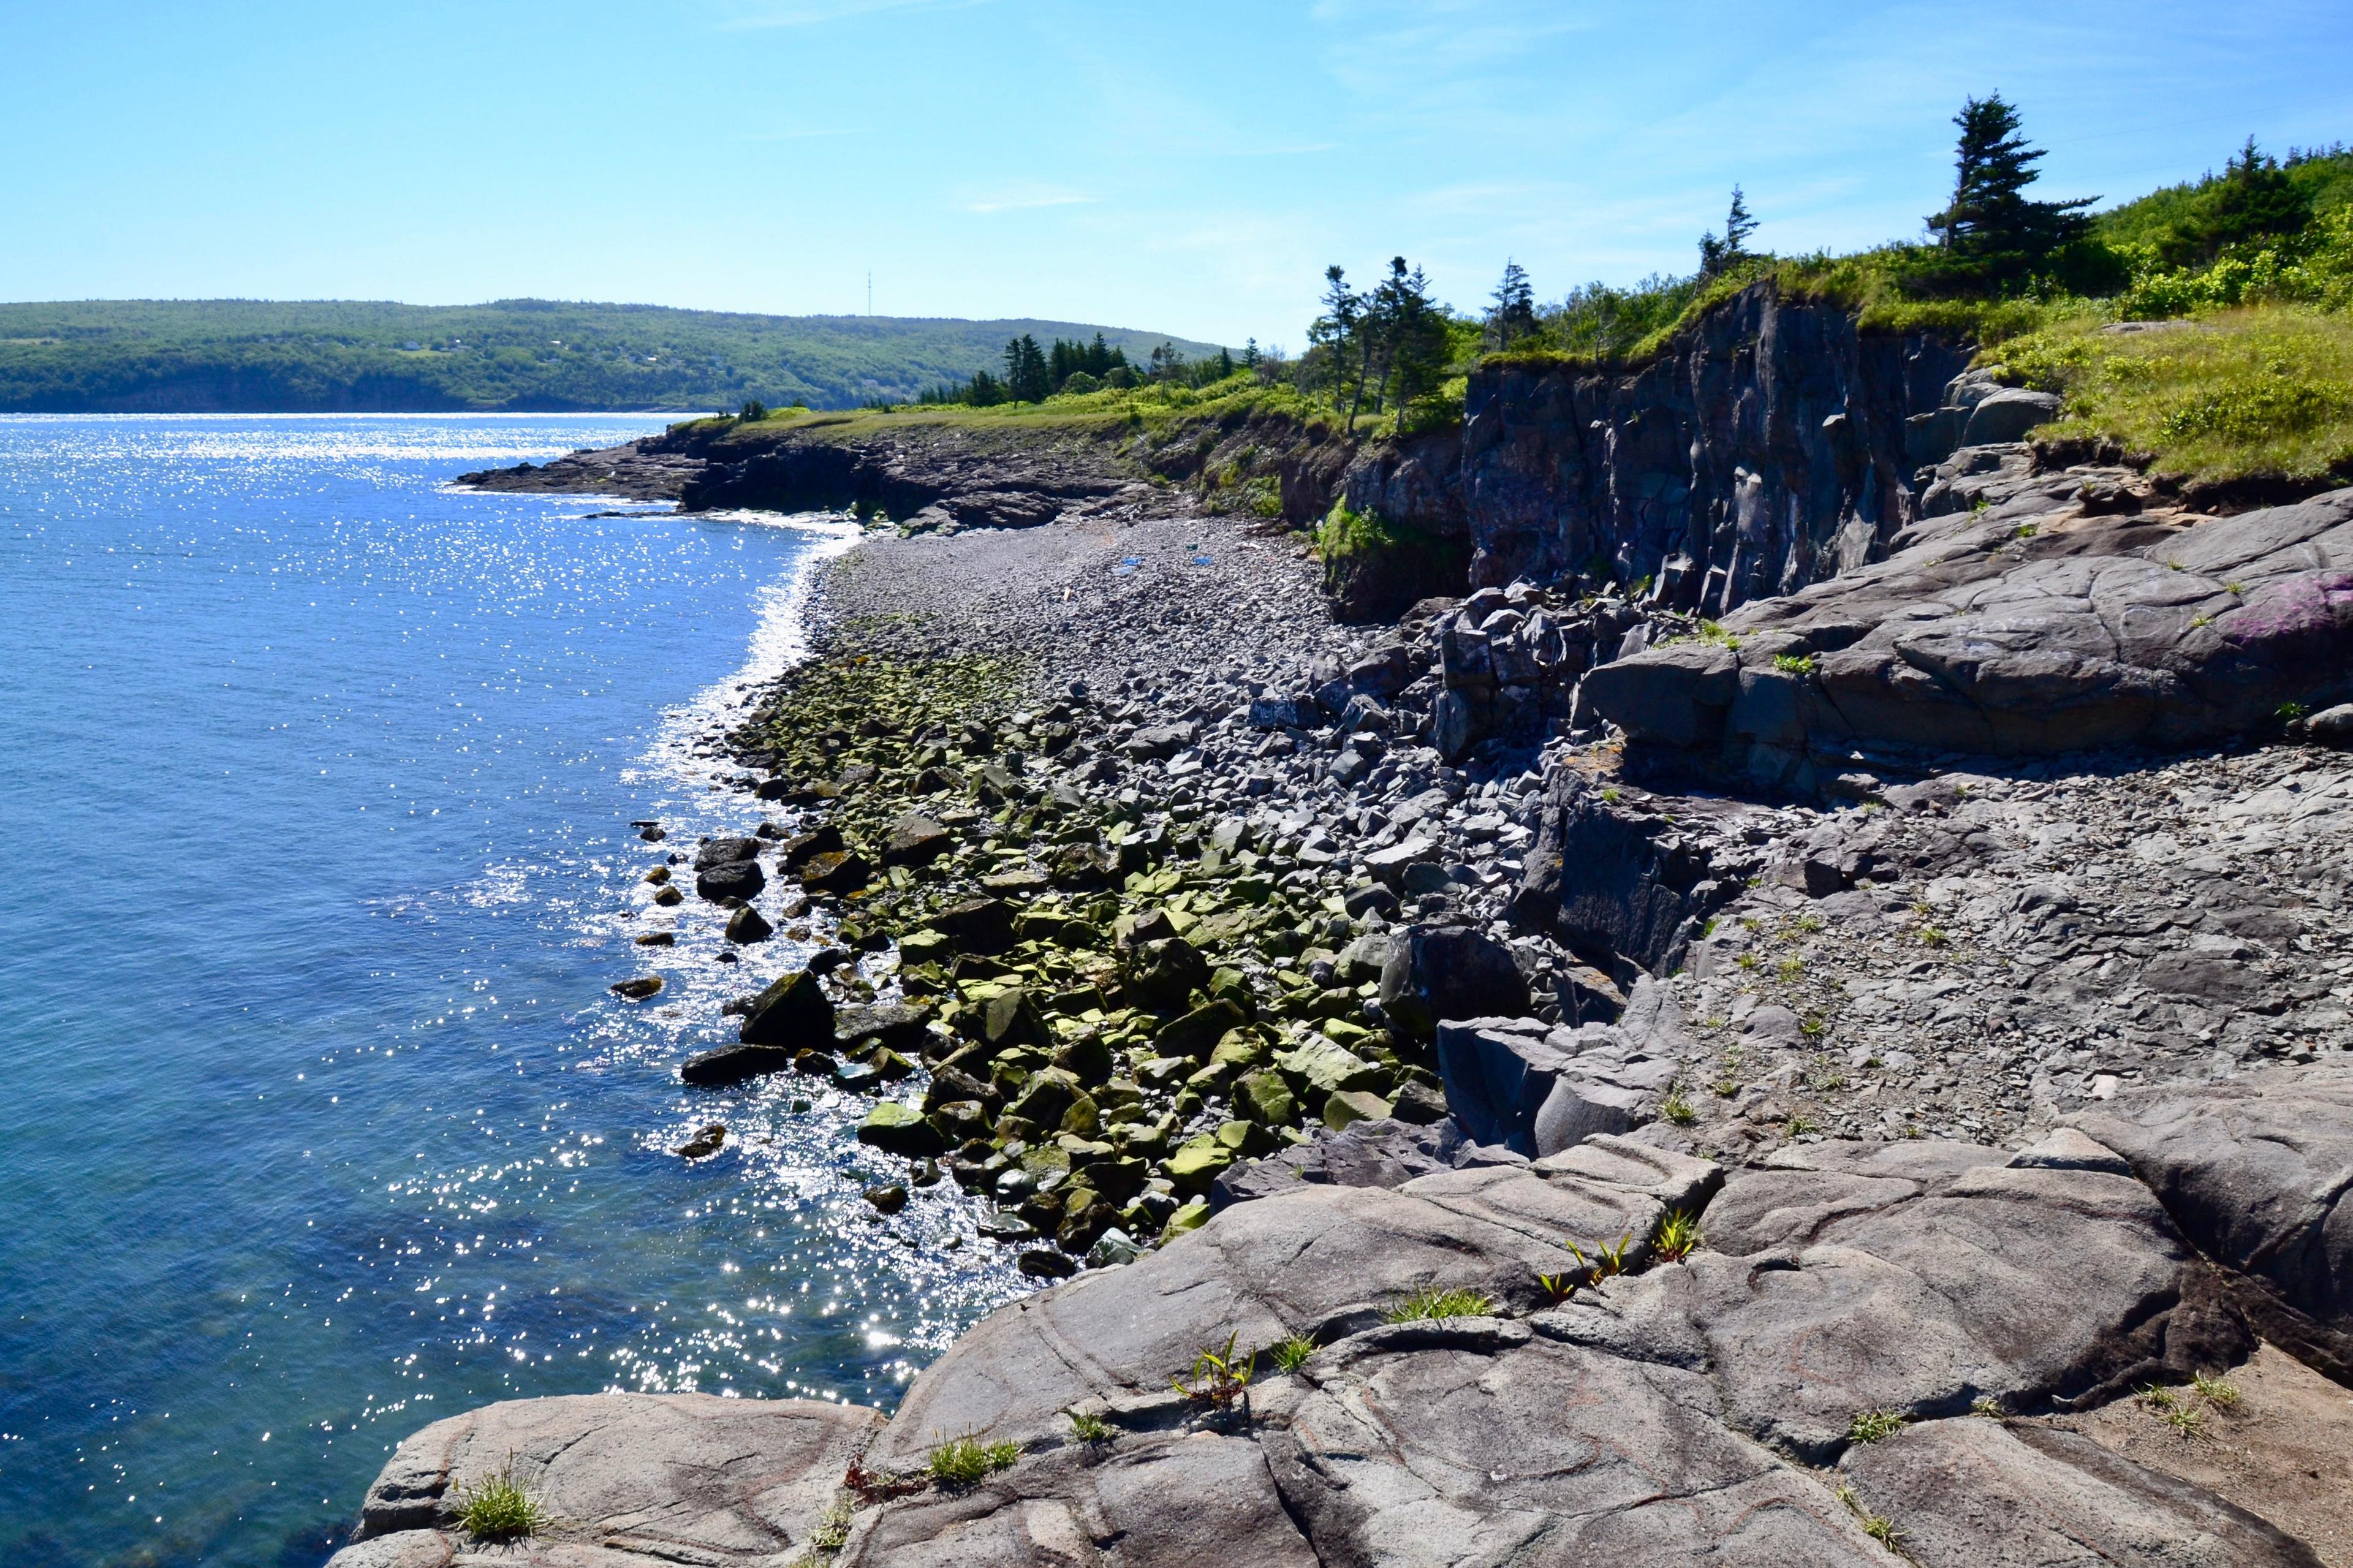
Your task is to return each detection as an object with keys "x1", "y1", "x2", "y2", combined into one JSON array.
[
  {"x1": 610, "y1": 976, "x2": 664, "y2": 1001},
  {"x1": 859, "y1": 1102, "x2": 947, "y2": 1157},
  {"x1": 328, "y1": 1393, "x2": 880, "y2": 1566},
  {"x1": 695, "y1": 858, "x2": 766, "y2": 902},
  {"x1": 777, "y1": 824, "x2": 844, "y2": 869},
  {"x1": 737, "y1": 968, "x2": 835, "y2": 1049},
  {"x1": 882, "y1": 812, "x2": 953, "y2": 866},
  {"x1": 1838, "y1": 1417, "x2": 2324, "y2": 1567},
  {"x1": 1123, "y1": 936, "x2": 1210, "y2": 1010},
  {"x1": 1376, "y1": 925, "x2": 1530, "y2": 1047},
  {"x1": 691, "y1": 836, "x2": 763, "y2": 871},
  {"x1": 834, "y1": 1001, "x2": 935, "y2": 1056},
  {"x1": 1960, "y1": 386, "x2": 2064, "y2": 445},
  {"x1": 723, "y1": 904, "x2": 773, "y2": 944},
  {"x1": 797, "y1": 849, "x2": 870, "y2": 893},
  {"x1": 931, "y1": 898, "x2": 1015, "y2": 952}
]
